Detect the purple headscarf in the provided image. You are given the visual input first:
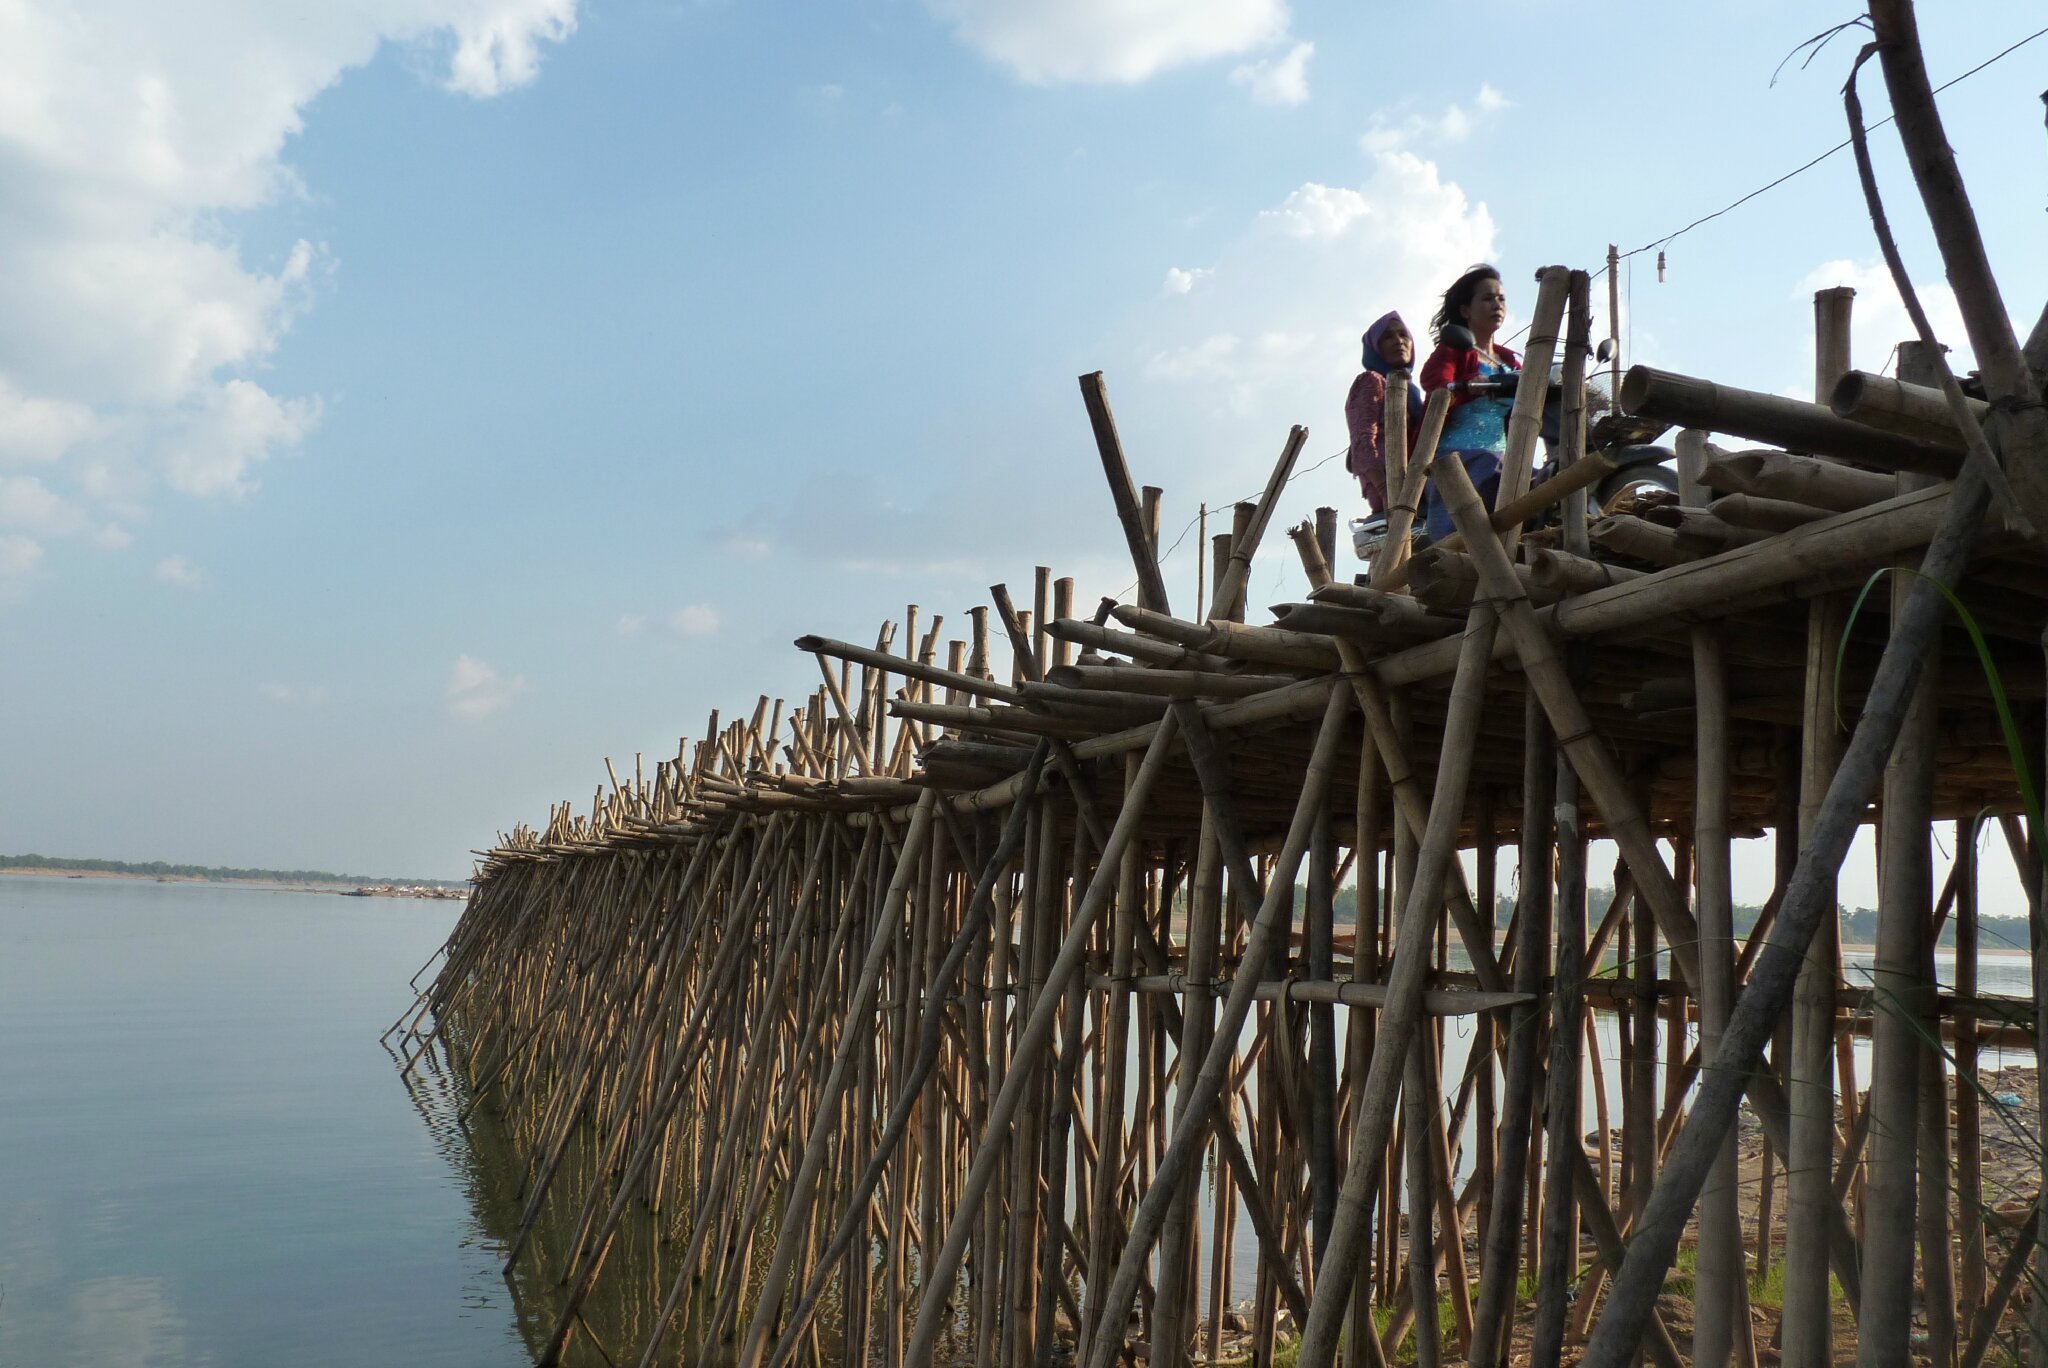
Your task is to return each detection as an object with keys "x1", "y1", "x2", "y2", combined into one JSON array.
[
  {"x1": 1361, "y1": 311, "x2": 1407, "y2": 373},
  {"x1": 1359, "y1": 310, "x2": 1424, "y2": 424}
]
